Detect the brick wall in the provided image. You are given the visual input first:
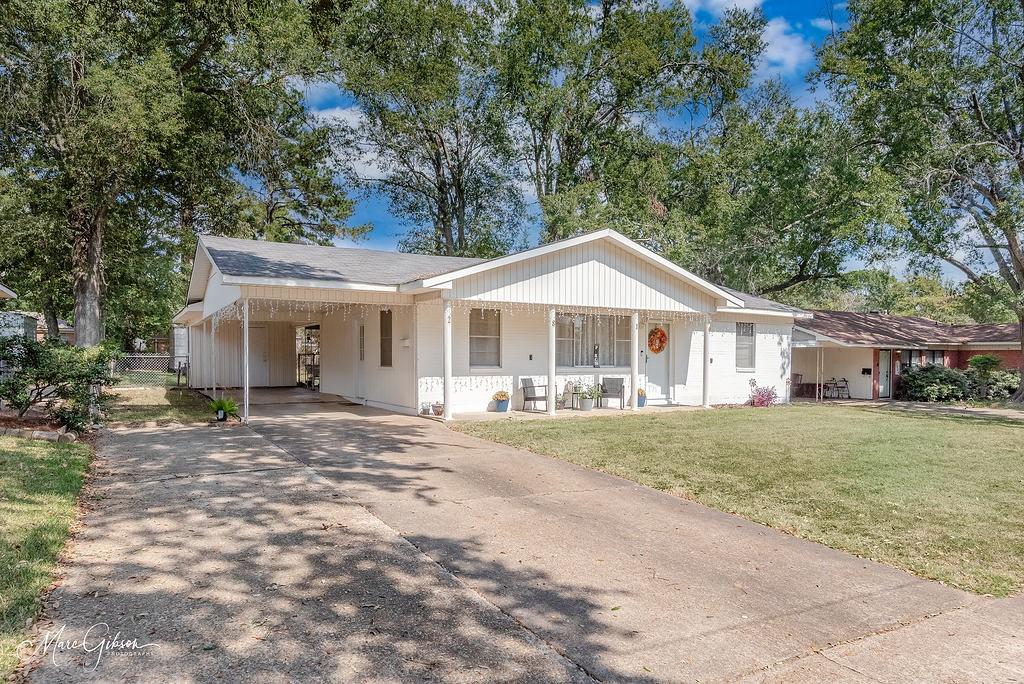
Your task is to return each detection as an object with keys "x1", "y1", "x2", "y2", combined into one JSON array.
[{"x1": 955, "y1": 349, "x2": 1024, "y2": 370}]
